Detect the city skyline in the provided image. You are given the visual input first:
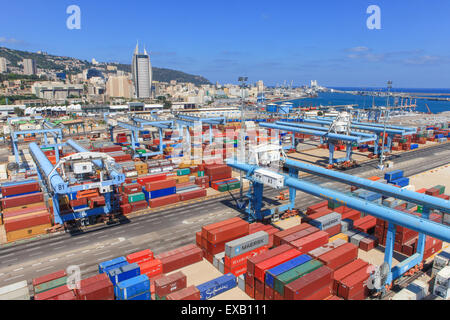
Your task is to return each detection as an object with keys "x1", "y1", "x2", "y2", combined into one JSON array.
[{"x1": 0, "y1": 0, "x2": 449, "y2": 88}]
